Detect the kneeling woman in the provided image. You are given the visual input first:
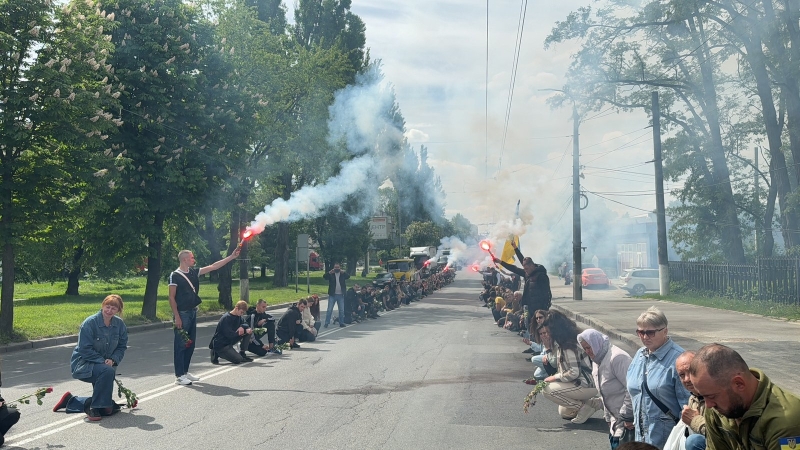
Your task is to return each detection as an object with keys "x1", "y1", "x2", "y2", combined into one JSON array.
[
  {"x1": 541, "y1": 311, "x2": 598, "y2": 424},
  {"x1": 54, "y1": 295, "x2": 128, "y2": 421}
]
